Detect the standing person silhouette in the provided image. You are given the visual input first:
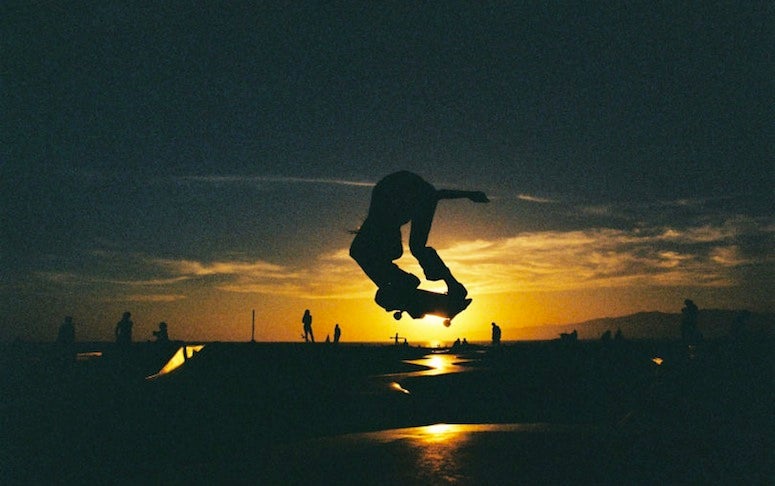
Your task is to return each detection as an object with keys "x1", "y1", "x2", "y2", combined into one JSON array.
[
  {"x1": 115, "y1": 311, "x2": 133, "y2": 346},
  {"x1": 333, "y1": 323, "x2": 341, "y2": 344},
  {"x1": 302, "y1": 309, "x2": 314, "y2": 343},
  {"x1": 491, "y1": 322, "x2": 502, "y2": 346},
  {"x1": 350, "y1": 171, "x2": 489, "y2": 302},
  {"x1": 681, "y1": 299, "x2": 701, "y2": 345}
]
